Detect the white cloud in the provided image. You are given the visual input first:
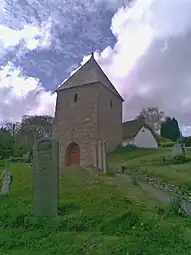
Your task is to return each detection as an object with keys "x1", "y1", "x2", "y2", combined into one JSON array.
[
  {"x1": 1, "y1": 0, "x2": 191, "y2": 137},
  {"x1": 0, "y1": 63, "x2": 56, "y2": 123},
  {"x1": 181, "y1": 125, "x2": 191, "y2": 137},
  {"x1": 67, "y1": 0, "x2": 191, "y2": 135},
  {"x1": 0, "y1": 1, "x2": 54, "y2": 123},
  {"x1": 104, "y1": 0, "x2": 191, "y2": 134},
  {"x1": 0, "y1": 64, "x2": 38, "y2": 97},
  {"x1": 0, "y1": 20, "x2": 52, "y2": 54},
  {"x1": 105, "y1": 0, "x2": 191, "y2": 81}
]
